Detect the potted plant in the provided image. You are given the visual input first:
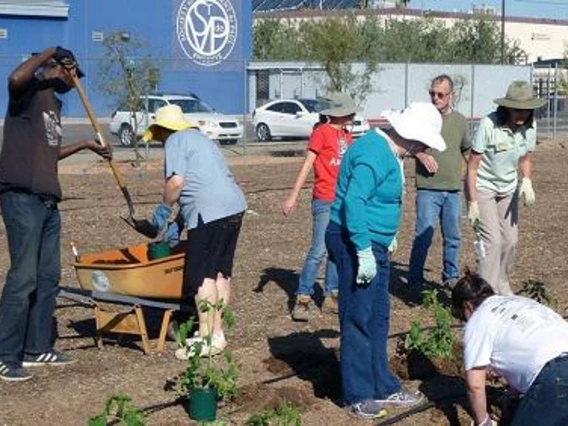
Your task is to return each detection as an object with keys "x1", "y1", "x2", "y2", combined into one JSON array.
[{"x1": 174, "y1": 298, "x2": 239, "y2": 422}]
